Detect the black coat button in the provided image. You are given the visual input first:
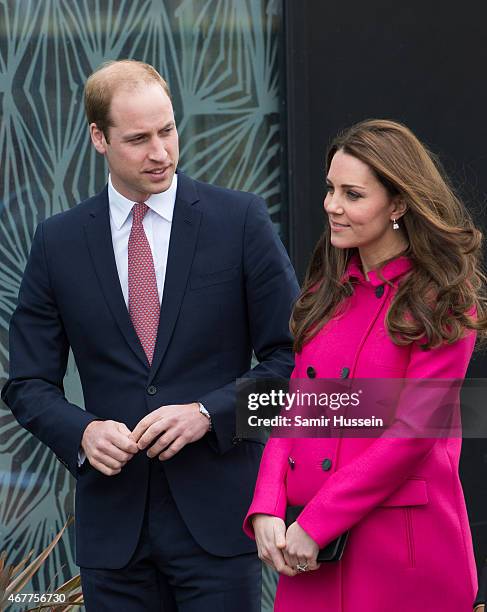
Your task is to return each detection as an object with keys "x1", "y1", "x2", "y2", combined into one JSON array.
[
  {"x1": 288, "y1": 457, "x2": 295, "y2": 470},
  {"x1": 321, "y1": 458, "x2": 332, "y2": 471},
  {"x1": 307, "y1": 366, "x2": 316, "y2": 378},
  {"x1": 341, "y1": 367, "x2": 350, "y2": 379},
  {"x1": 375, "y1": 285, "x2": 385, "y2": 298},
  {"x1": 232, "y1": 436, "x2": 242, "y2": 445},
  {"x1": 147, "y1": 385, "x2": 157, "y2": 396}
]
